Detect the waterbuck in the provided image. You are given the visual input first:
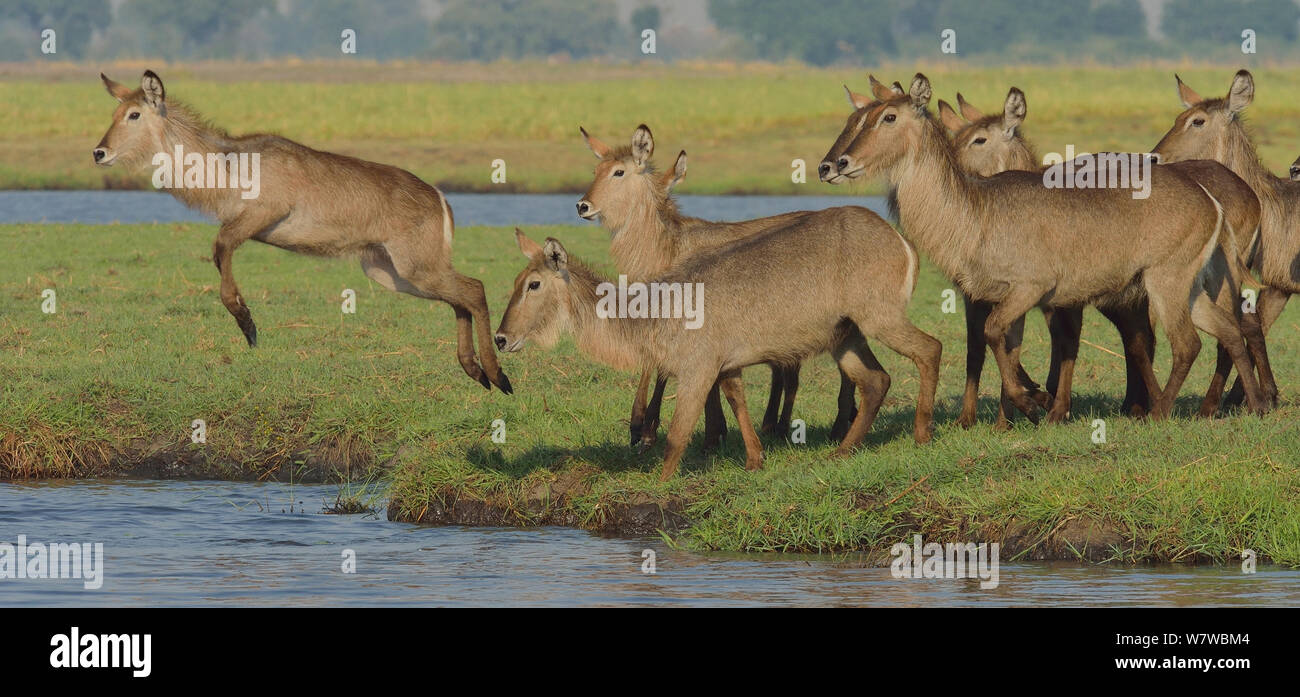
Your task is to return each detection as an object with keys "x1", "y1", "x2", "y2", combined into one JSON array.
[
  {"x1": 496, "y1": 224, "x2": 940, "y2": 481},
  {"x1": 93, "y1": 71, "x2": 510, "y2": 393},
  {"x1": 828, "y1": 74, "x2": 1269, "y2": 420},
  {"x1": 934, "y1": 87, "x2": 1271, "y2": 420},
  {"x1": 1152, "y1": 69, "x2": 1300, "y2": 407},
  {"x1": 577, "y1": 125, "x2": 857, "y2": 450}
]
